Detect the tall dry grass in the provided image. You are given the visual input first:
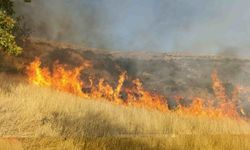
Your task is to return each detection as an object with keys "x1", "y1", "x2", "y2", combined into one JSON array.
[{"x1": 0, "y1": 73, "x2": 250, "y2": 149}]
